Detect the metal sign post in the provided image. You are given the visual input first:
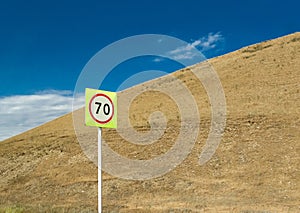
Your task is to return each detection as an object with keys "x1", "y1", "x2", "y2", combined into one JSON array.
[
  {"x1": 85, "y1": 88, "x2": 117, "y2": 213},
  {"x1": 98, "y1": 127, "x2": 102, "y2": 212}
]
